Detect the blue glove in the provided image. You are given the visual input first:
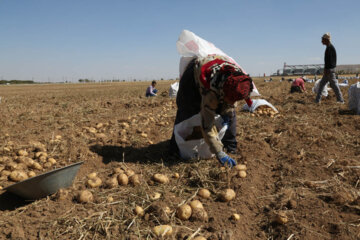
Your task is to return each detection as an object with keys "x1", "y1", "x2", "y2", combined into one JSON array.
[{"x1": 216, "y1": 151, "x2": 236, "y2": 168}]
